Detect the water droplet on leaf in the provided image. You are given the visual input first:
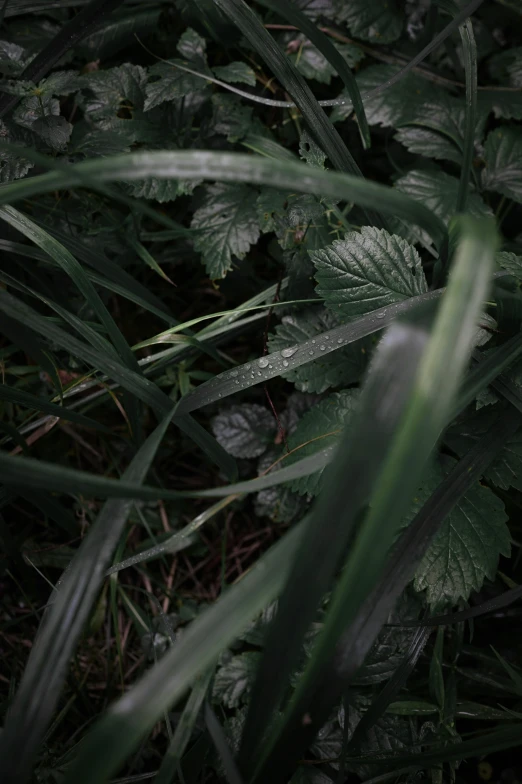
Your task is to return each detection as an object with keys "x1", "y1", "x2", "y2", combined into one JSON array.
[{"x1": 258, "y1": 357, "x2": 269, "y2": 368}]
